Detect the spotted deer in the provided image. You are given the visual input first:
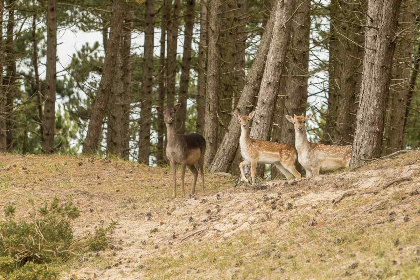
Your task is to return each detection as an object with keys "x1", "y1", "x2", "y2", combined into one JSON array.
[
  {"x1": 286, "y1": 114, "x2": 352, "y2": 178},
  {"x1": 233, "y1": 112, "x2": 301, "y2": 184},
  {"x1": 159, "y1": 104, "x2": 206, "y2": 197}
]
